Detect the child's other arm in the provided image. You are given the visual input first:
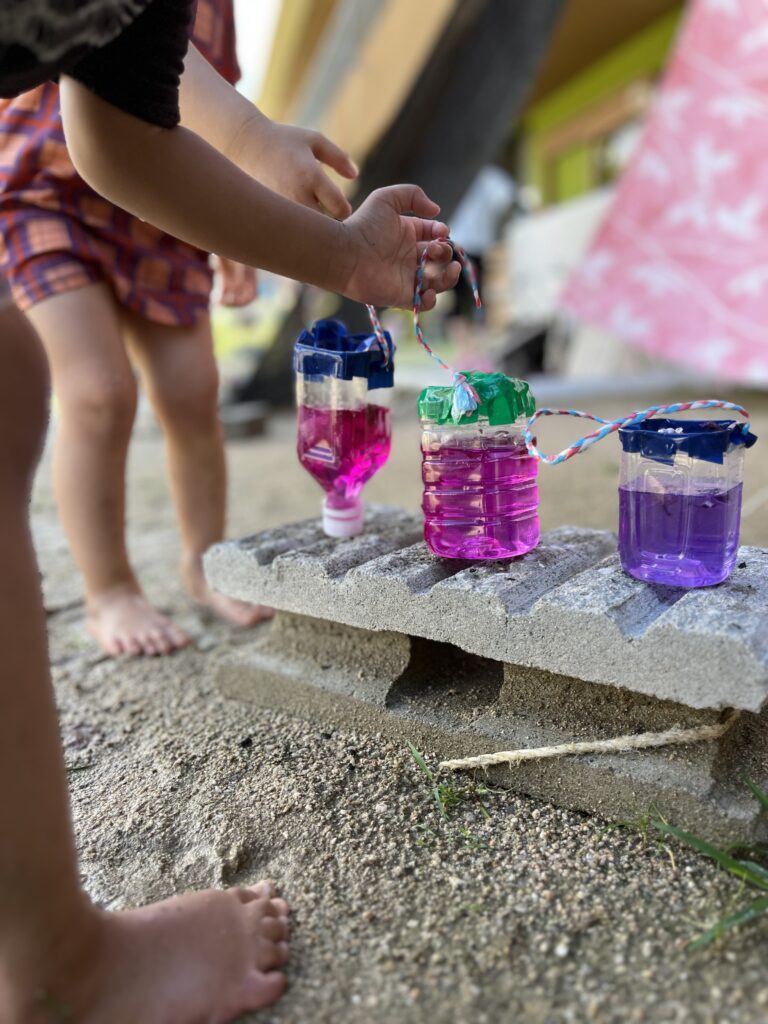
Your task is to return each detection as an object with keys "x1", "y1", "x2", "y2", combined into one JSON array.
[{"x1": 179, "y1": 45, "x2": 357, "y2": 219}]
